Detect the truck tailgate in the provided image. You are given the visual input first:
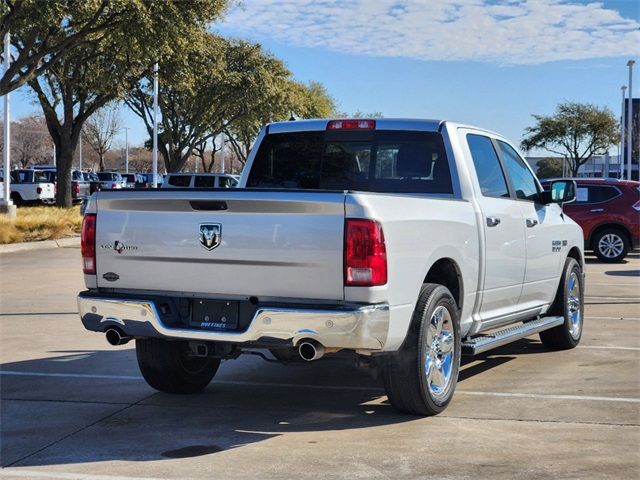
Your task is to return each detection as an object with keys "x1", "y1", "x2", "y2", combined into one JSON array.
[{"x1": 94, "y1": 190, "x2": 346, "y2": 300}]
